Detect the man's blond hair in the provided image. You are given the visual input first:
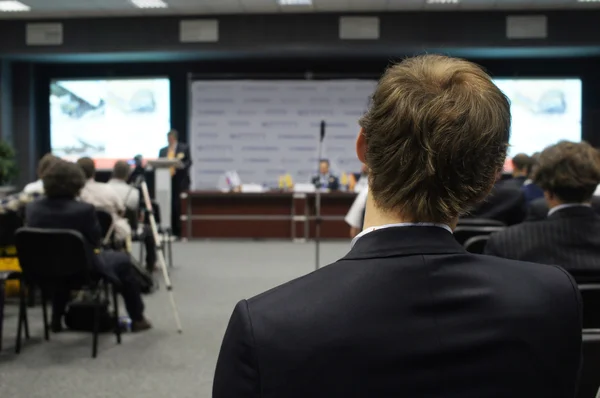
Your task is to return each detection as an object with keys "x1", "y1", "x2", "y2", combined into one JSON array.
[{"x1": 359, "y1": 54, "x2": 511, "y2": 223}]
